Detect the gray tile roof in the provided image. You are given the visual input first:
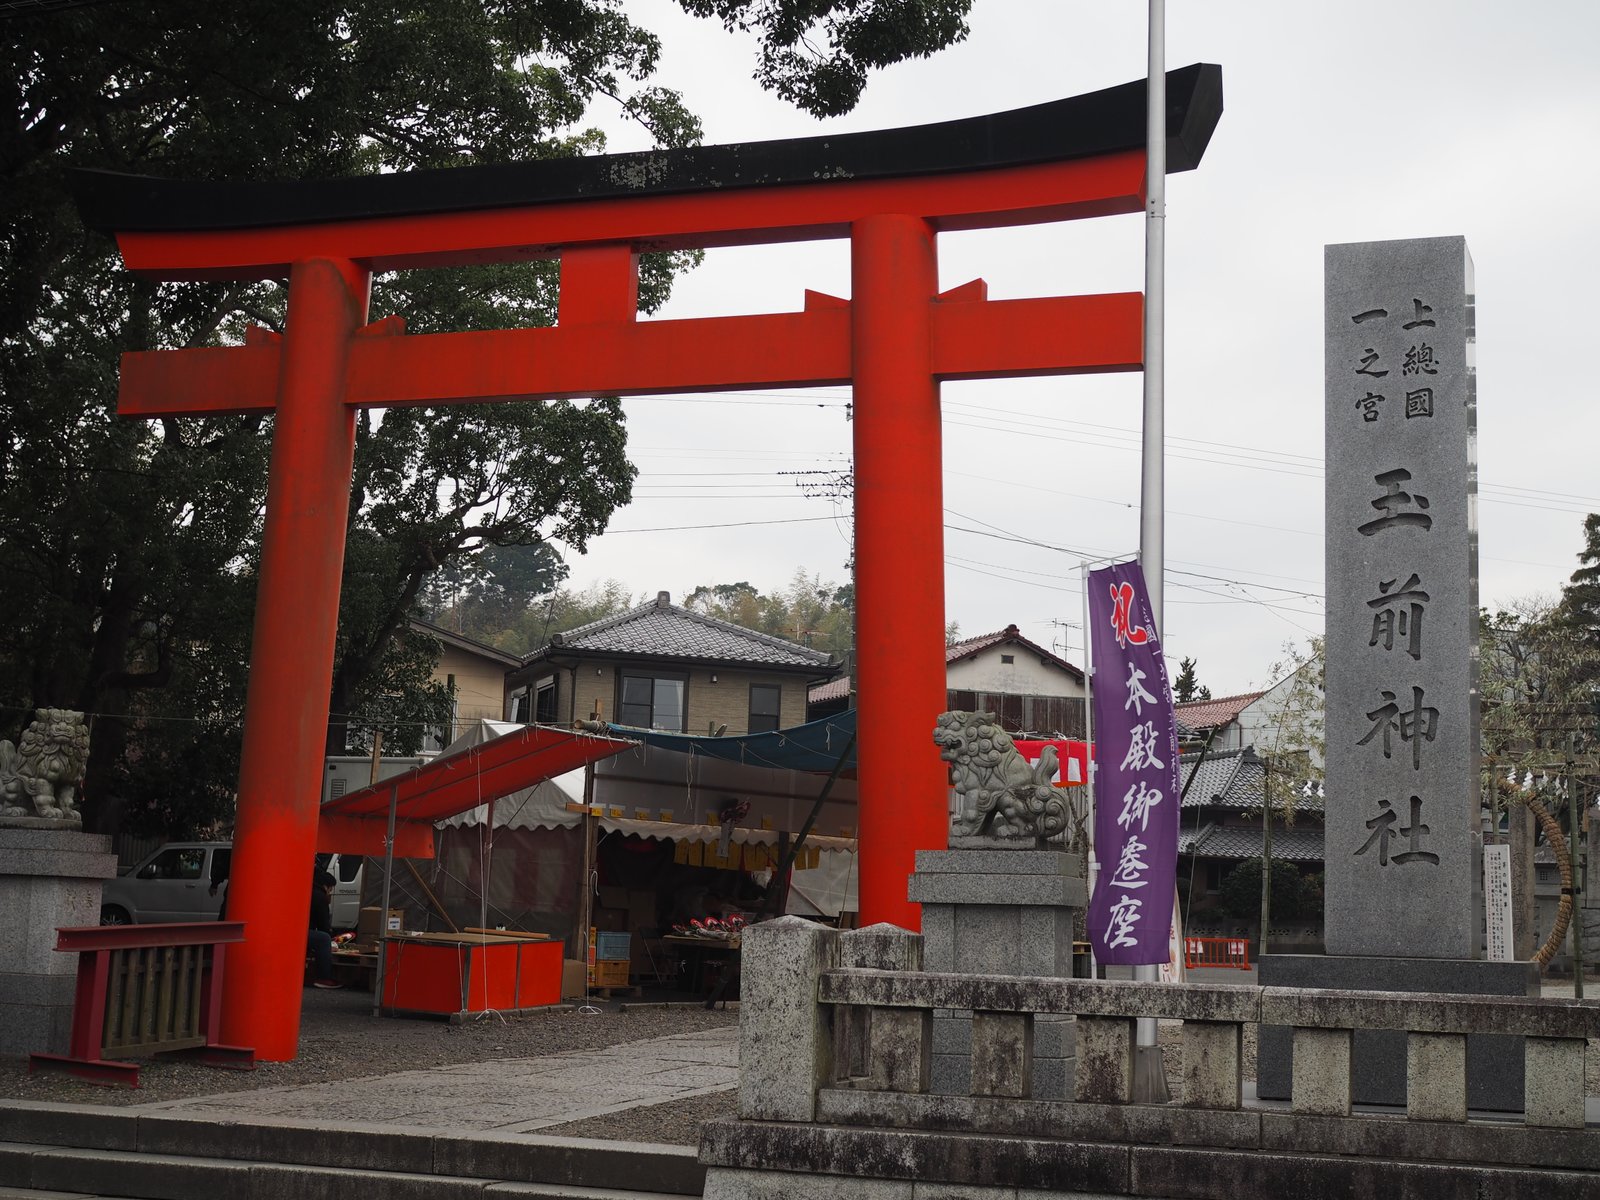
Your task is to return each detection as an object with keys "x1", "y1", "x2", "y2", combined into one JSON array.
[
  {"x1": 1178, "y1": 746, "x2": 1323, "y2": 815},
  {"x1": 535, "y1": 591, "x2": 835, "y2": 670},
  {"x1": 1178, "y1": 748, "x2": 1263, "y2": 810},
  {"x1": 1184, "y1": 823, "x2": 1324, "y2": 864}
]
